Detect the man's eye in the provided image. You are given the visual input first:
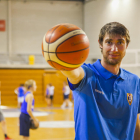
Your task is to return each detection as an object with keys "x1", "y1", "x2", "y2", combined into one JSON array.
[
  {"x1": 118, "y1": 42, "x2": 122, "y2": 45},
  {"x1": 107, "y1": 41, "x2": 112, "y2": 44}
]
